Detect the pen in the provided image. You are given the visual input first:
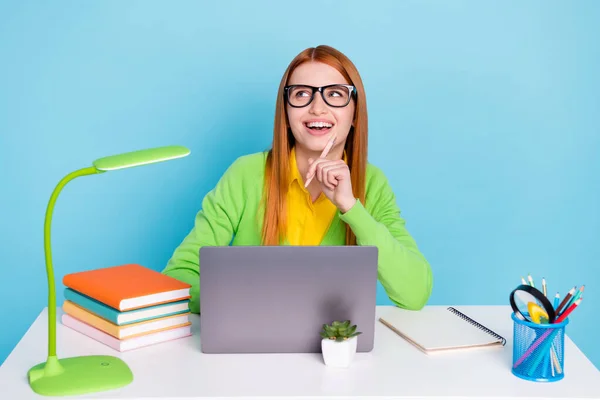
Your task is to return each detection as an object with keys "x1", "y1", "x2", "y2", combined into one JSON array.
[
  {"x1": 542, "y1": 277, "x2": 547, "y2": 297},
  {"x1": 304, "y1": 132, "x2": 336, "y2": 187}
]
